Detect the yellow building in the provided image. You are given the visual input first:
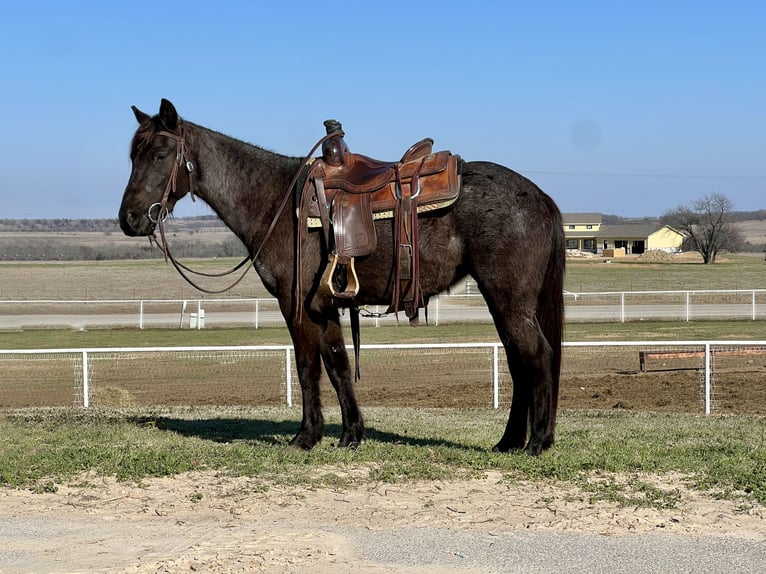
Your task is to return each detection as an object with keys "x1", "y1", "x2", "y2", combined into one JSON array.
[{"x1": 563, "y1": 213, "x2": 684, "y2": 255}]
